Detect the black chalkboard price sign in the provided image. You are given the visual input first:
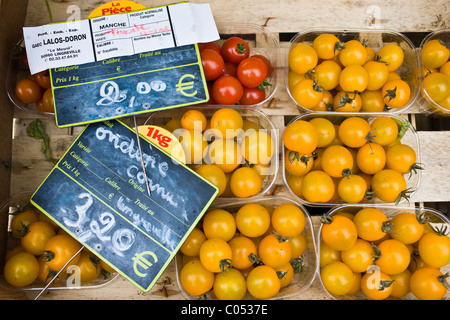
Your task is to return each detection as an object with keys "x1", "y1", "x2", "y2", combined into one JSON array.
[
  {"x1": 51, "y1": 44, "x2": 209, "y2": 128},
  {"x1": 30, "y1": 119, "x2": 218, "y2": 292}
]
